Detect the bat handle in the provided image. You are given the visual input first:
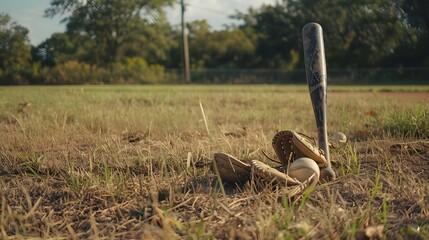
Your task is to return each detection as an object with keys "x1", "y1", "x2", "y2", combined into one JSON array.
[{"x1": 317, "y1": 98, "x2": 335, "y2": 182}]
